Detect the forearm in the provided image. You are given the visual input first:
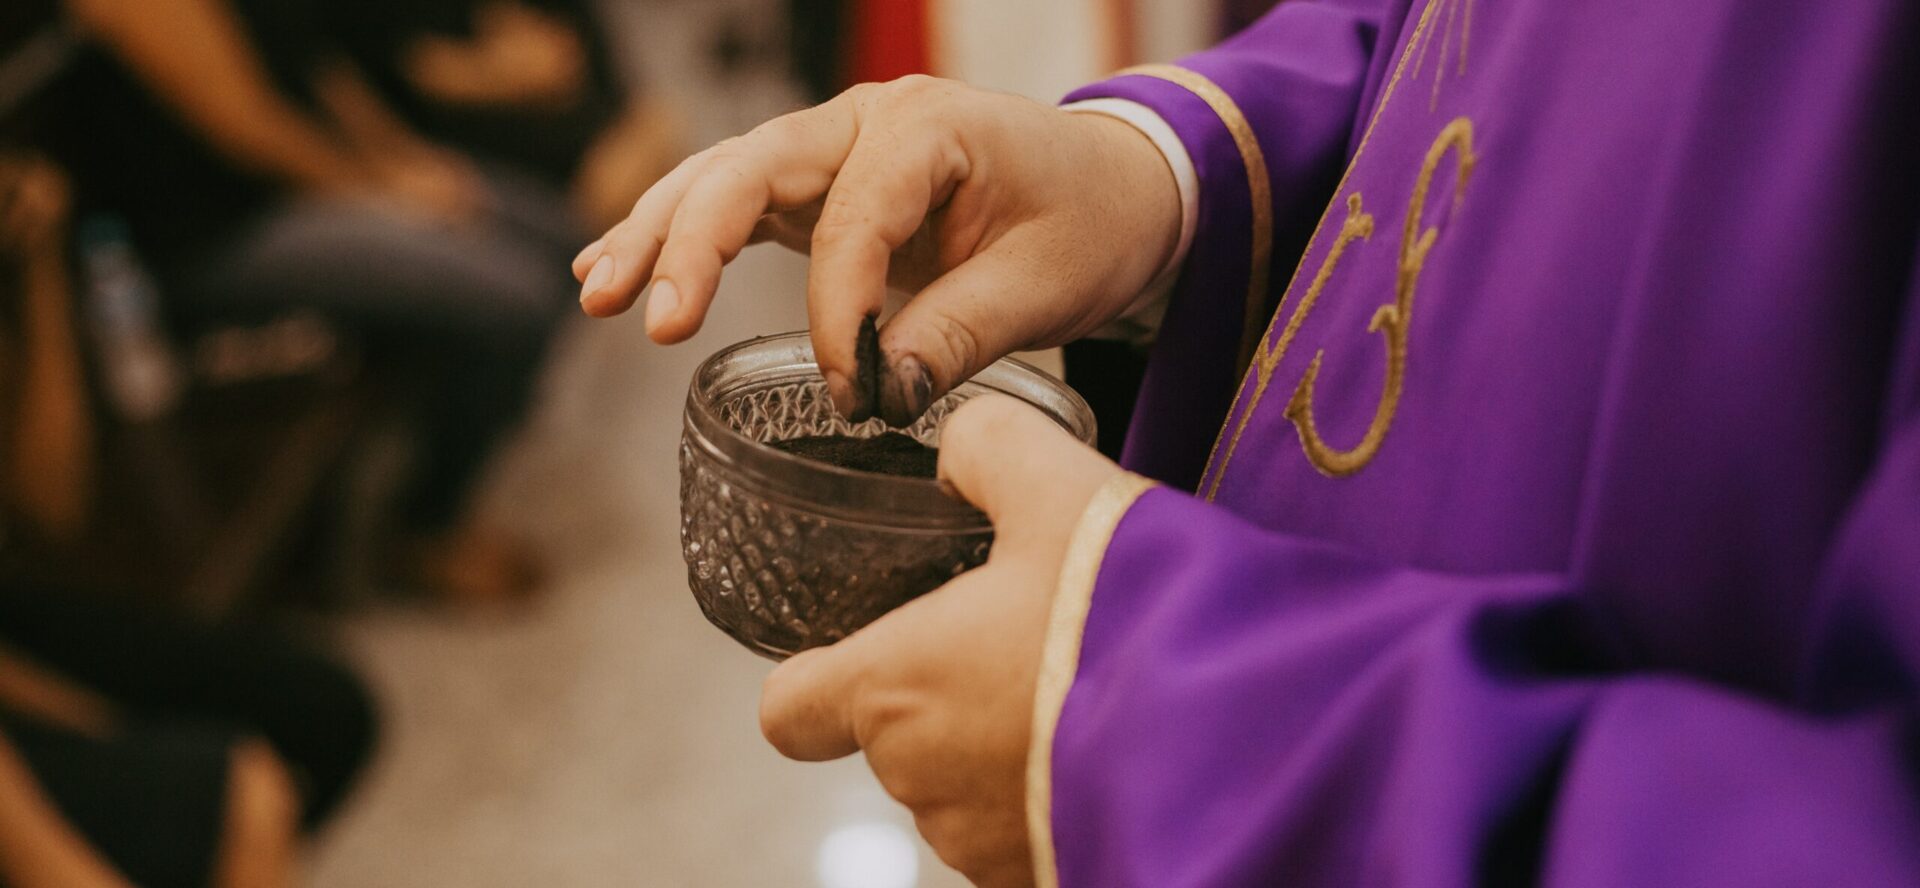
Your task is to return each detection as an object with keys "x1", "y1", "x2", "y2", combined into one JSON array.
[
  {"x1": 9, "y1": 243, "x2": 94, "y2": 540},
  {"x1": 313, "y1": 60, "x2": 432, "y2": 158},
  {"x1": 0, "y1": 644, "x2": 116, "y2": 737},
  {"x1": 0, "y1": 732, "x2": 136, "y2": 888},
  {"x1": 64, "y1": 0, "x2": 366, "y2": 192}
]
